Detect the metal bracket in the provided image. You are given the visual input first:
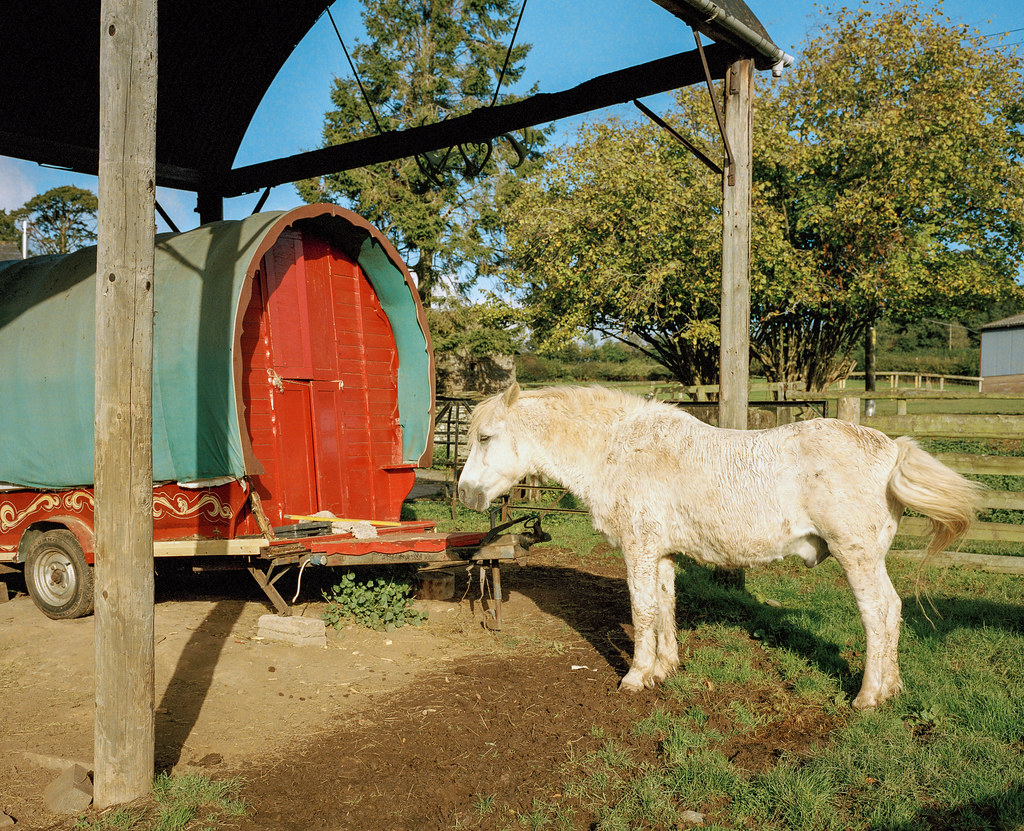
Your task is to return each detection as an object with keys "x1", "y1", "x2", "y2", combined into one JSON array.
[
  {"x1": 693, "y1": 28, "x2": 735, "y2": 186},
  {"x1": 633, "y1": 99, "x2": 722, "y2": 177}
]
